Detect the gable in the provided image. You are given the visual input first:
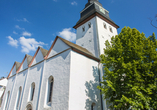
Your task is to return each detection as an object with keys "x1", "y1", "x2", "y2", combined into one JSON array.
[
  {"x1": 48, "y1": 38, "x2": 70, "y2": 58},
  {"x1": 31, "y1": 49, "x2": 44, "y2": 65},
  {"x1": 19, "y1": 58, "x2": 28, "y2": 72},
  {"x1": 11, "y1": 65, "x2": 16, "y2": 76}
]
